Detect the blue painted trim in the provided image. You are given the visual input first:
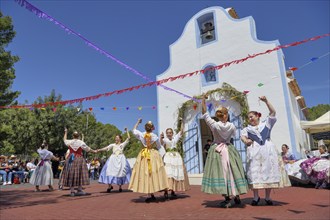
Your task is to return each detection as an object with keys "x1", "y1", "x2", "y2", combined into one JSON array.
[
  {"x1": 277, "y1": 49, "x2": 297, "y2": 157},
  {"x1": 200, "y1": 63, "x2": 219, "y2": 87},
  {"x1": 195, "y1": 11, "x2": 219, "y2": 48},
  {"x1": 157, "y1": 6, "x2": 279, "y2": 78}
]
